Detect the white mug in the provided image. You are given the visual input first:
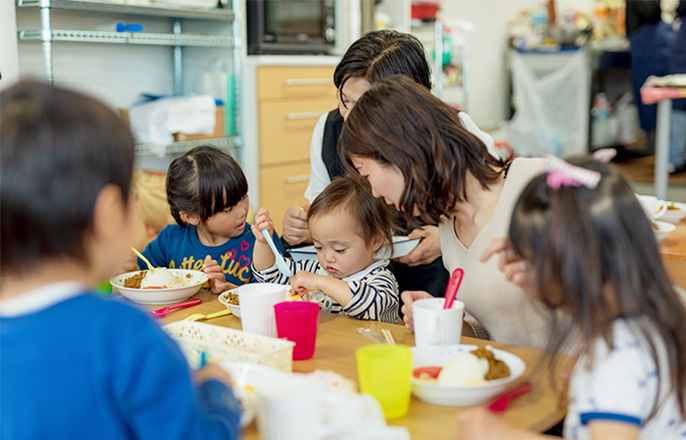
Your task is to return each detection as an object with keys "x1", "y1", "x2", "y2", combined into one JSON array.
[
  {"x1": 413, "y1": 298, "x2": 465, "y2": 347},
  {"x1": 636, "y1": 194, "x2": 667, "y2": 221},
  {"x1": 256, "y1": 378, "x2": 348, "y2": 440},
  {"x1": 236, "y1": 283, "x2": 286, "y2": 337}
]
